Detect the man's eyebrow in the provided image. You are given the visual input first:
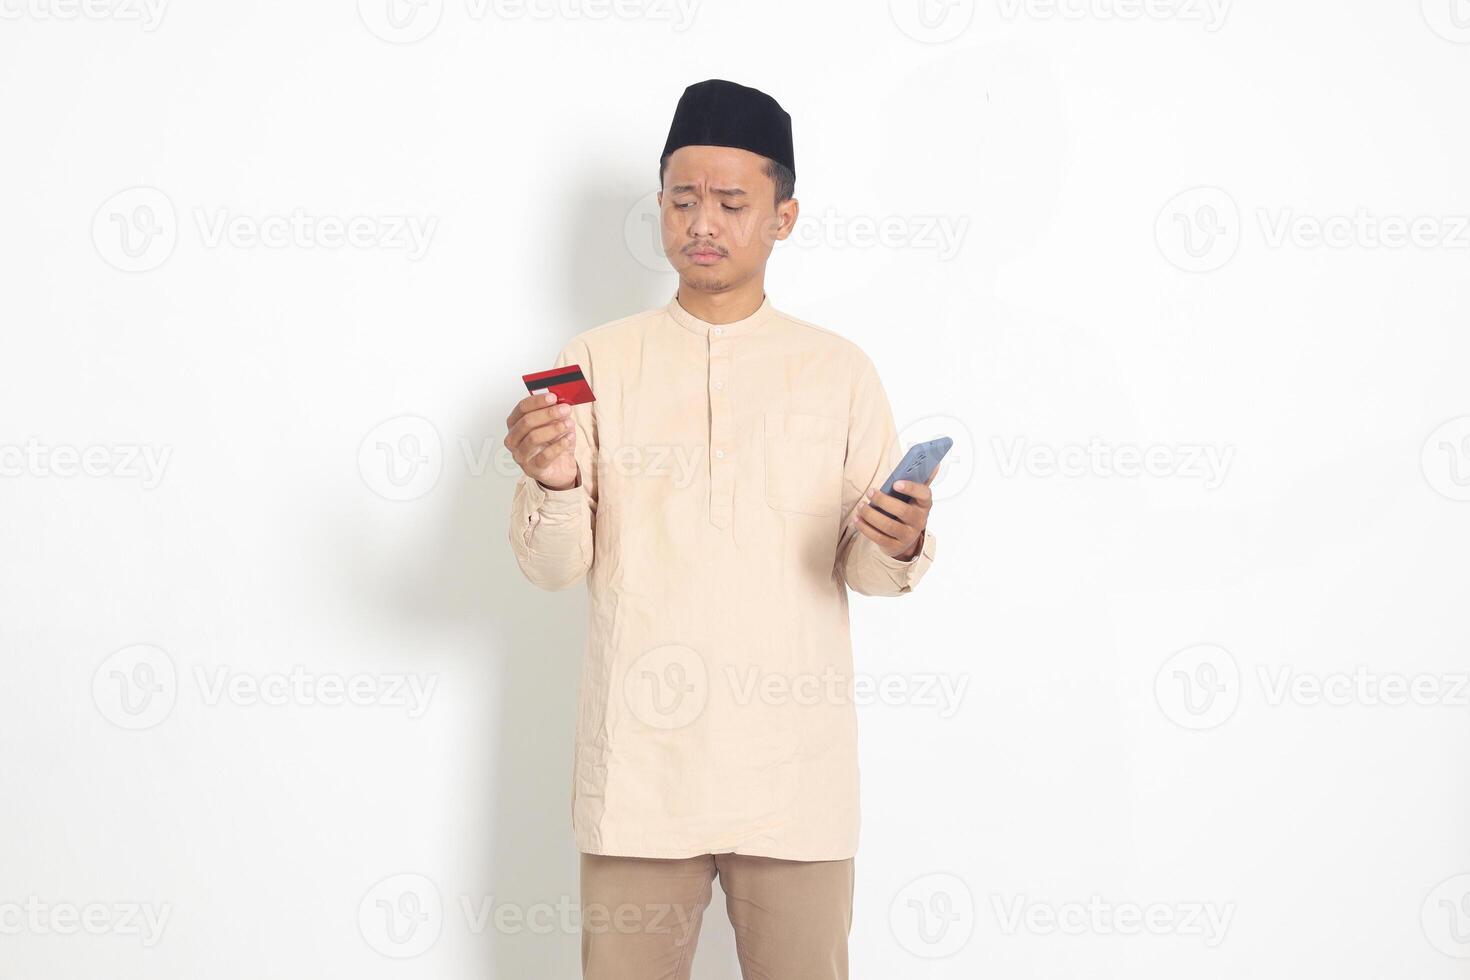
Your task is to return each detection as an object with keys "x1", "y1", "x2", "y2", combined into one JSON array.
[{"x1": 669, "y1": 184, "x2": 747, "y2": 197}]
